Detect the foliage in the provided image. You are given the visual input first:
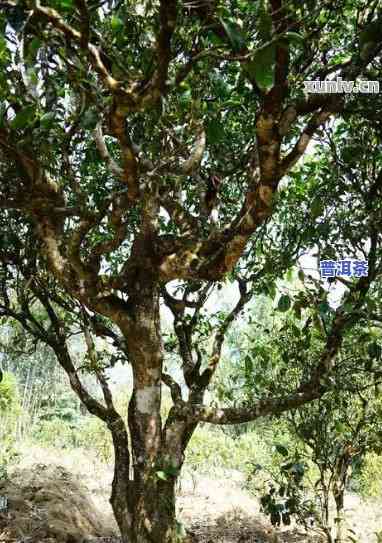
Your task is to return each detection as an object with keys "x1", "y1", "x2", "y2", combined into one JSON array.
[
  {"x1": 357, "y1": 453, "x2": 382, "y2": 499},
  {"x1": 0, "y1": 371, "x2": 20, "y2": 413},
  {"x1": 0, "y1": 372, "x2": 21, "y2": 479},
  {"x1": 76, "y1": 416, "x2": 114, "y2": 463},
  {"x1": 38, "y1": 385, "x2": 81, "y2": 426},
  {"x1": 185, "y1": 425, "x2": 269, "y2": 475},
  {"x1": 32, "y1": 418, "x2": 80, "y2": 449},
  {"x1": 0, "y1": 0, "x2": 382, "y2": 539},
  {"x1": 258, "y1": 451, "x2": 315, "y2": 529},
  {"x1": 0, "y1": 434, "x2": 19, "y2": 481}
]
